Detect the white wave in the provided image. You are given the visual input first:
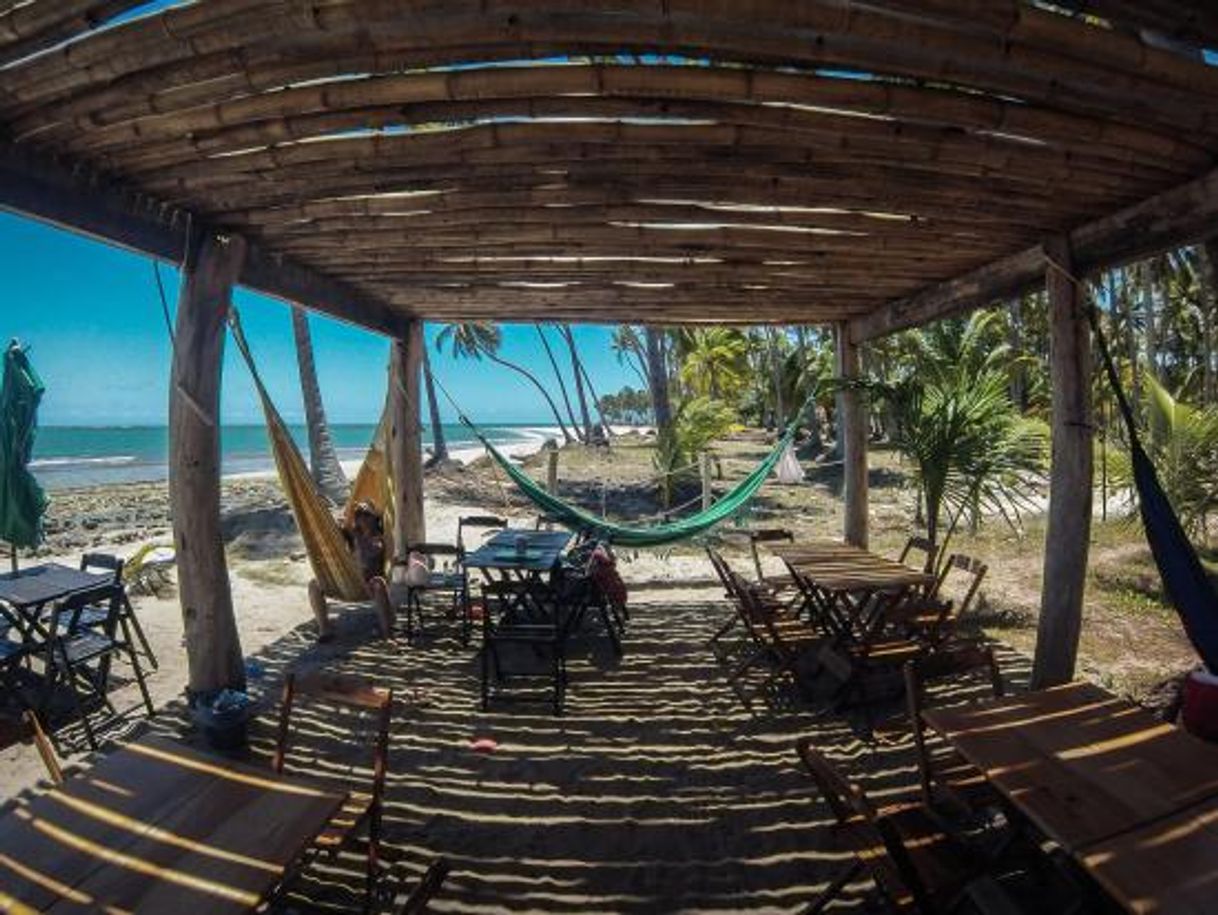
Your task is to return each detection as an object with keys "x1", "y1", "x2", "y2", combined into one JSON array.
[{"x1": 30, "y1": 455, "x2": 139, "y2": 468}]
